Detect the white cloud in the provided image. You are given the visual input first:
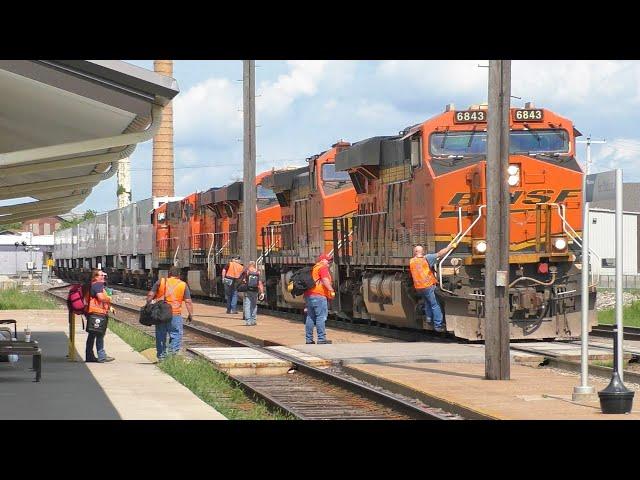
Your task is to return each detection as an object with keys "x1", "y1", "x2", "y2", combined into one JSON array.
[
  {"x1": 257, "y1": 61, "x2": 329, "y2": 116},
  {"x1": 173, "y1": 77, "x2": 243, "y2": 144},
  {"x1": 592, "y1": 138, "x2": 640, "y2": 180},
  {"x1": 377, "y1": 60, "x2": 486, "y2": 97}
]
